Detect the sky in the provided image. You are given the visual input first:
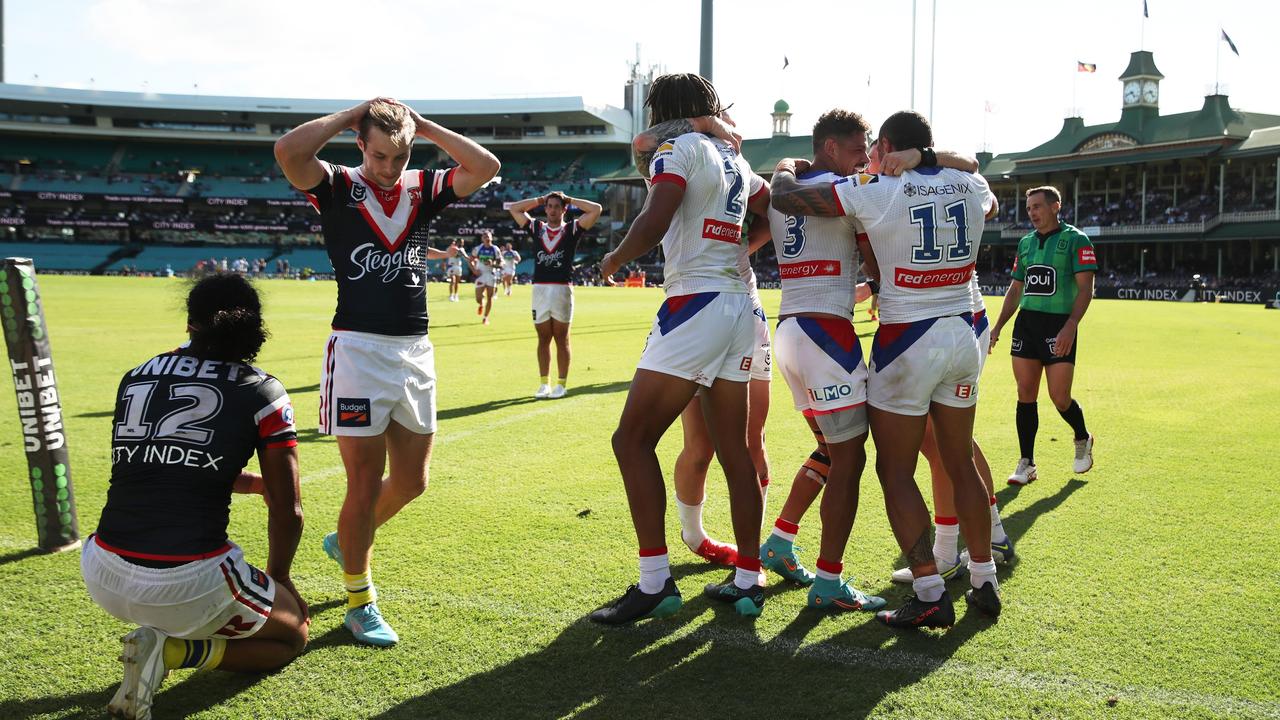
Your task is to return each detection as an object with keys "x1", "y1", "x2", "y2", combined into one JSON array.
[{"x1": 3, "y1": 0, "x2": 1277, "y2": 157}]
